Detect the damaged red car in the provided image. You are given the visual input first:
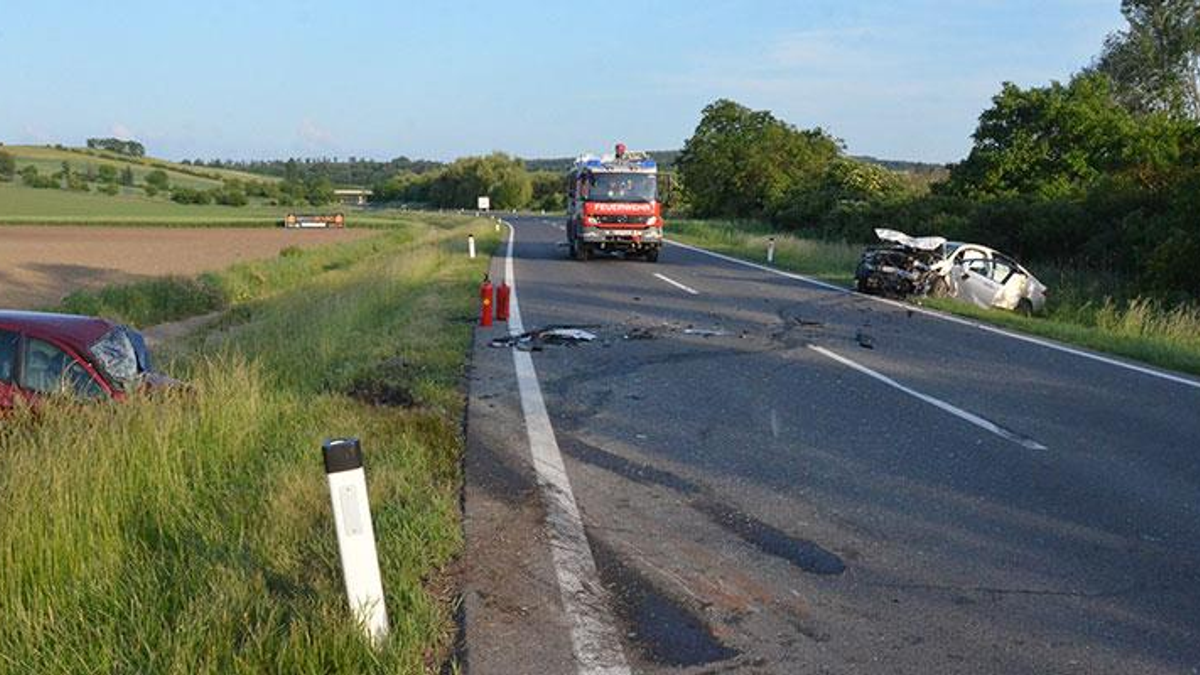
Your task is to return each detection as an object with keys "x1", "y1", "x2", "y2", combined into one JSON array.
[{"x1": 0, "y1": 311, "x2": 172, "y2": 409}]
